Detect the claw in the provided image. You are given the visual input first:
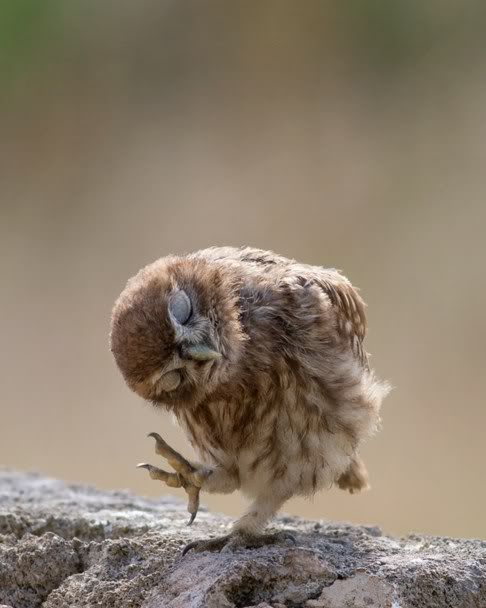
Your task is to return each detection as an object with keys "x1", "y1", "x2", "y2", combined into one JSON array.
[
  {"x1": 182, "y1": 539, "x2": 199, "y2": 556},
  {"x1": 141, "y1": 433, "x2": 203, "y2": 524},
  {"x1": 148, "y1": 432, "x2": 196, "y2": 480},
  {"x1": 183, "y1": 481, "x2": 200, "y2": 525}
]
